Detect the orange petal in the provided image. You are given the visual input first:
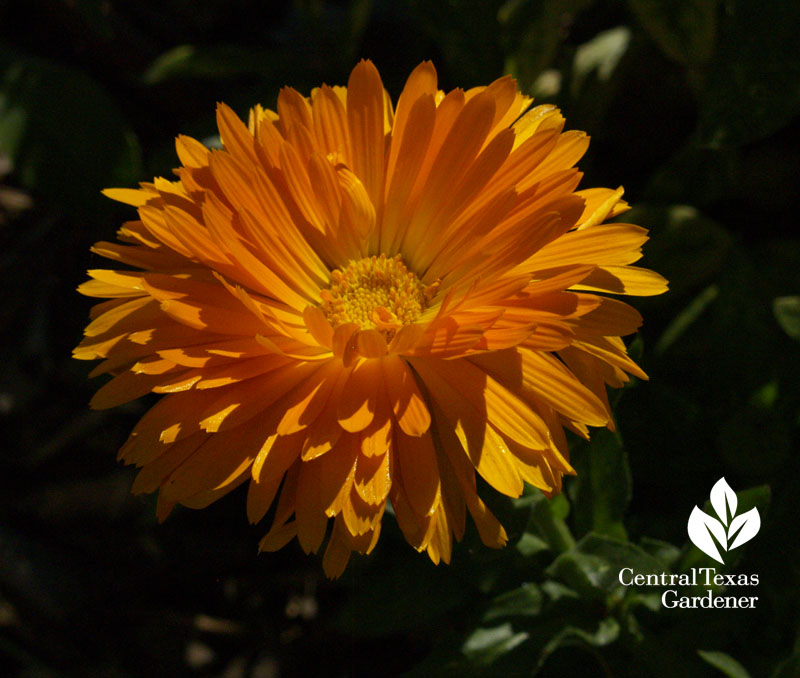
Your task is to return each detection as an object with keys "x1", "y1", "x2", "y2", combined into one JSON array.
[
  {"x1": 354, "y1": 450, "x2": 391, "y2": 505},
  {"x1": 175, "y1": 134, "x2": 209, "y2": 168},
  {"x1": 381, "y1": 354, "x2": 430, "y2": 436},
  {"x1": 571, "y1": 296, "x2": 643, "y2": 336},
  {"x1": 384, "y1": 61, "x2": 437, "y2": 202},
  {"x1": 312, "y1": 85, "x2": 350, "y2": 162},
  {"x1": 409, "y1": 359, "x2": 524, "y2": 498},
  {"x1": 277, "y1": 360, "x2": 341, "y2": 435},
  {"x1": 259, "y1": 521, "x2": 298, "y2": 553},
  {"x1": 198, "y1": 361, "x2": 319, "y2": 433},
  {"x1": 341, "y1": 487, "x2": 384, "y2": 537},
  {"x1": 359, "y1": 385, "x2": 392, "y2": 457},
  {"x1": 303, "y1": 306, "x2": 334, "y2": 348},
  {"x1": 90, "y1": 371, "x2": 164, "y2": 410},
  {"x1": 295, "y1": 457, "x2": 331, "y2": 554},
  {"x1": 217, "y1": 102, "x2": 258, "y2": 165},
  {"x1": 313, "y1": 433, "x2": 359, "y2": 515},
  {"x1": 346, "y1": 60, "x2": 385, "y2": 216},
  {"x1": 355, "y1": 329, "x2": 388, "y2": 358},
  {"x1": 528, "y1": 223, "x2": 648, "y2": 270},
  {"x1": 395, "y1": 429, "x2": 441, "y2": 517},
  {"x1": 247, "y1": 433, "x2": 304, "y2": 523},
  {"x1": 381, "y1": 94, "x2": 436, "y2": 253},
  {"x1": 160, "y1": 419, "x2": 268, "y2": 503},
  {"x1": 575, "y1": 186, "x2": 628, "y2": 229},
  {"x1": 321, "y1": 517, "x2": 353, "y2": 578},
  {"x1": 516, "y1": 348, "x2": 610, "y2": 425},
  {"x1": 409, "y1": 317, "x2": 485, "y2": 358},
  {"x1": 432, "y1": 412, "x2": 508, "y2": 548},
  {"x1": 336, "y1": 358, "x2": 382, "y2": 432},
  {"x1": 131, "y1": 432, "x2": 207, "y2": 495},
  {"x1": 102, "y1": 188, "x2": 153, "y2": 207}
]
